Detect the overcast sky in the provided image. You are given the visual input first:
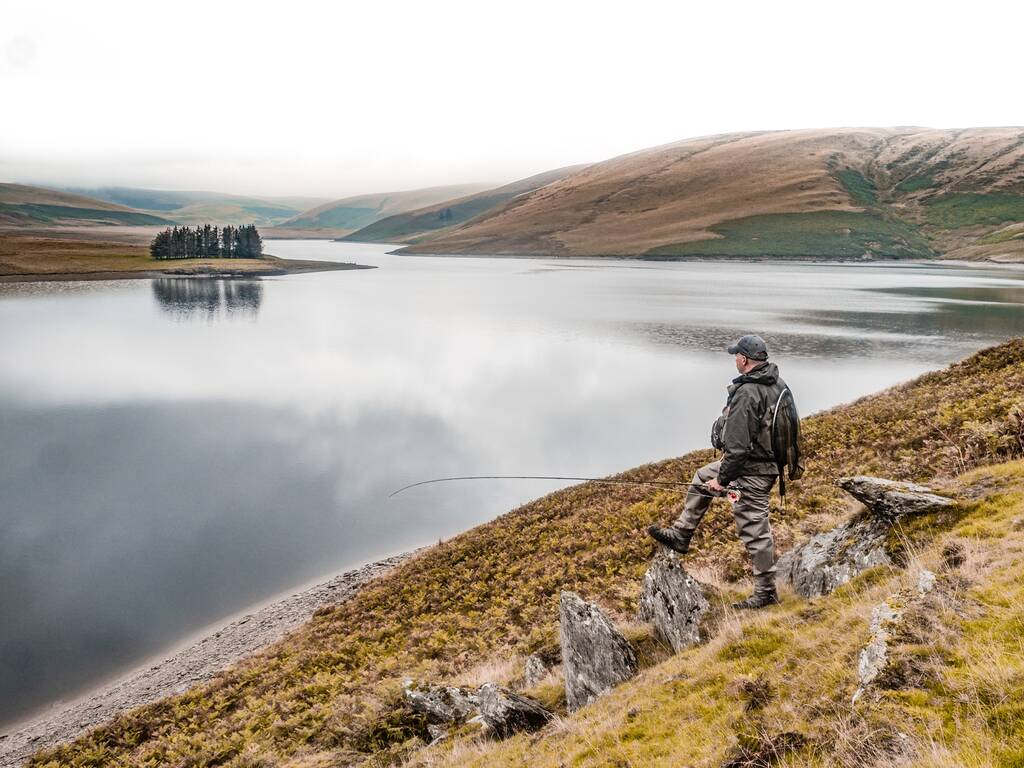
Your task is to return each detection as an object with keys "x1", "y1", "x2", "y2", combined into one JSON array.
[{"x1": 2, "y1": 0, "x2": 1021, "y2": 198}]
